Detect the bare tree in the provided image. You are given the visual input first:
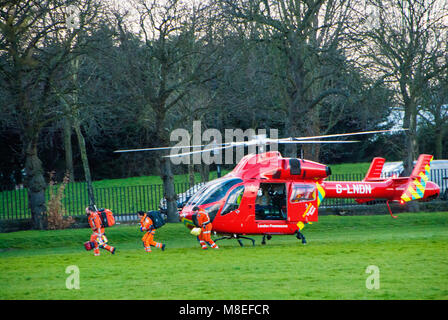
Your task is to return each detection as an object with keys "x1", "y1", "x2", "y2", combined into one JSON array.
[
  {"x1": 220, "y1": 0, "x2": 358, "y2": 160},
  {"x1": 113, "y1": 0, "x2": 217, "y2": 222},
  {"x1": 359, "y1": 0, "x2": 448, "y2": 173},
  {"x1": 419, "y1": 66, "x2": 448, "y2": 159},
  {"x1": 0, "y1": 0, "x2": 101, "y2": 228}
]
